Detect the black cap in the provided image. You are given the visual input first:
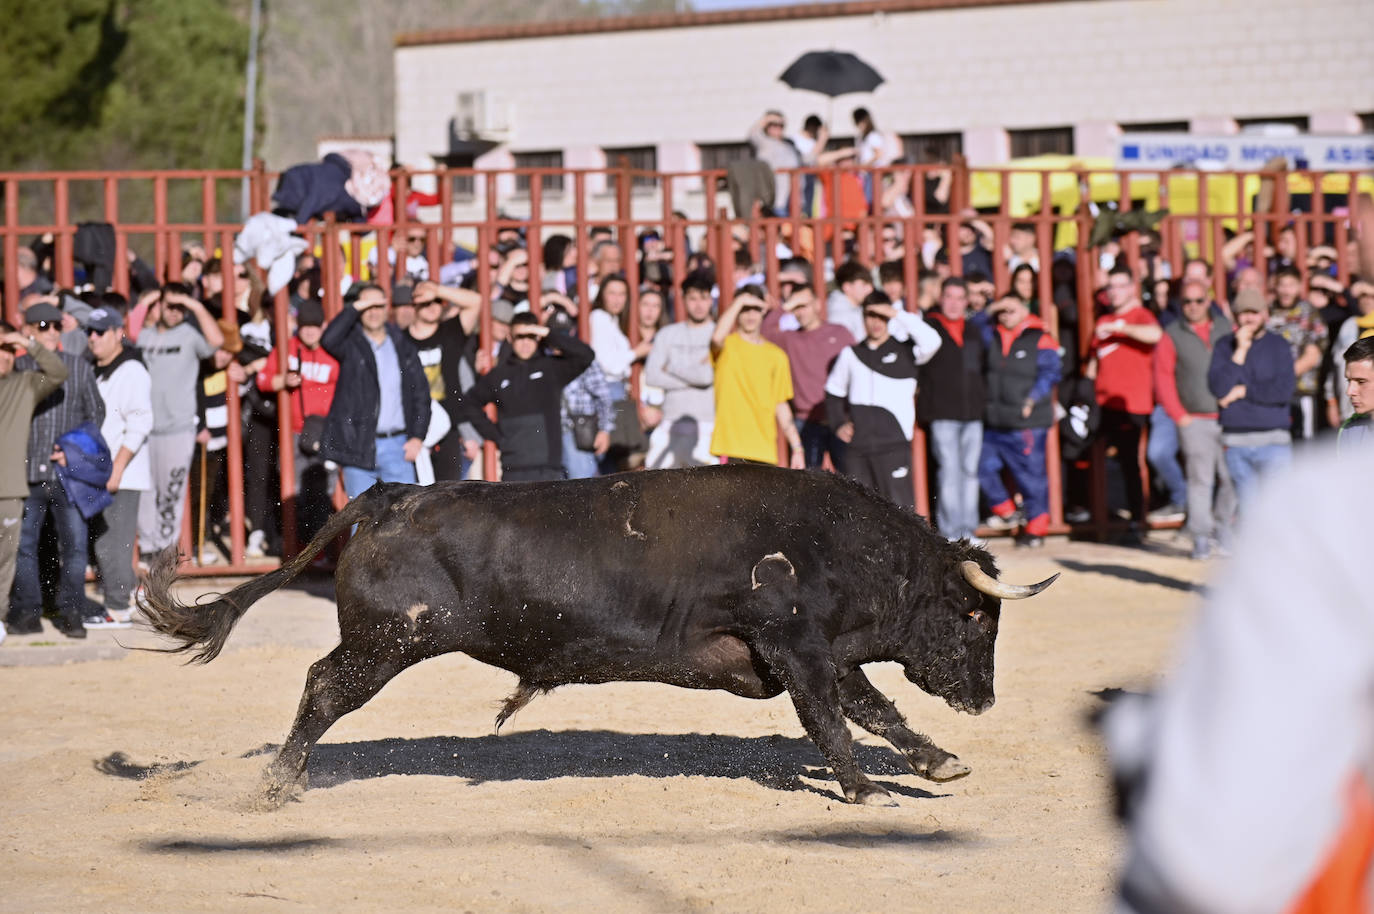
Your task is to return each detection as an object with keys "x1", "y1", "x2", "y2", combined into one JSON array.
[
  {"x1": 85, "y1": 307, "x2": 124, "y2": 332},
  {"x1": 296, "y1": 300, "x2": 325, "y2": 327}
]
